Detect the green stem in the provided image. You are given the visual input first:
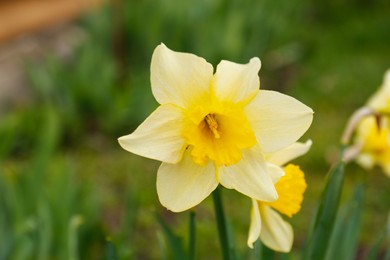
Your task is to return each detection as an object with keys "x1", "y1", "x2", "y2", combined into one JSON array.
[
  {"x1": 254, "y1": 239, "x2": 262, "y2": 259},
  {"x1": 189, "y1": 211, "x2": 196, "y2": 260},
  {"x1": 212, "y1": 187, "x2": 231, "y2": 260}
]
